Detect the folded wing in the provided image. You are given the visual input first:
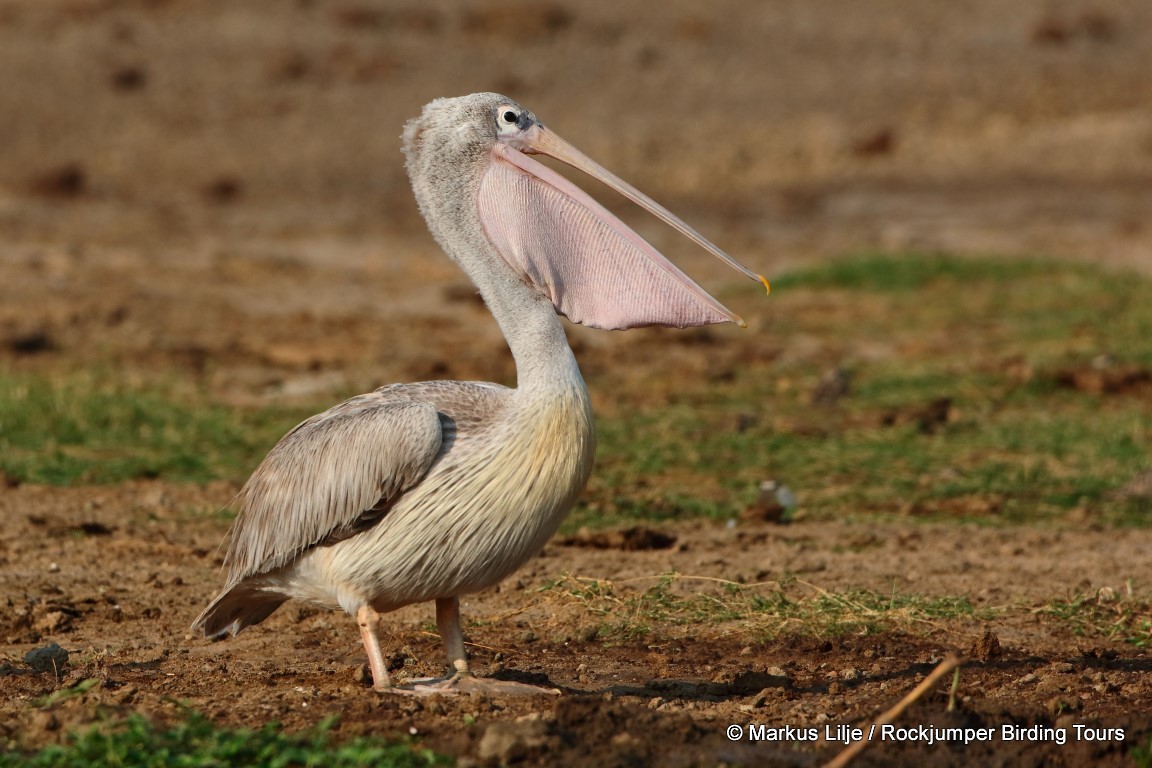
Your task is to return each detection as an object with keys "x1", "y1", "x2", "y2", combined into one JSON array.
[{"x1": 221, "y1": 394, "x2": 444, "y2": 586}]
